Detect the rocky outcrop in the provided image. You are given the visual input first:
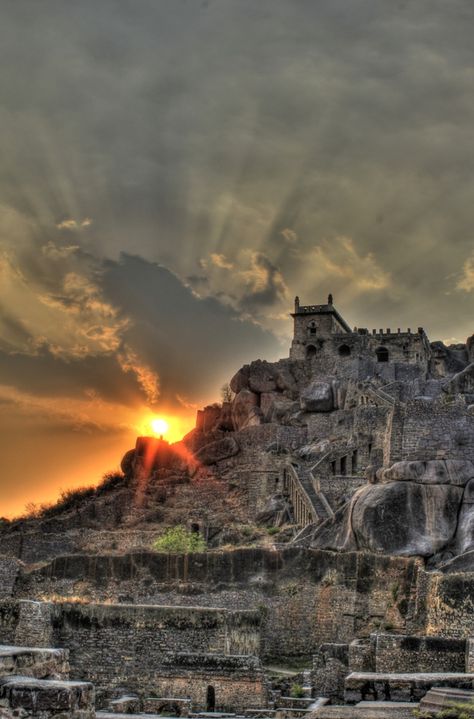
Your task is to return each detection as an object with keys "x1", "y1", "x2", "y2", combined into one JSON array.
[
  {"x1": 313, "y1": 459, "x2": 474, "y2": 557},
  {"x1": 351, "y1": 482, "x2": 463, "y2": 556},
  {"x1": 443, "y1": 362, "x2": 474, "y2": 398},
  {"x1": 380, "y1": 459, "x2": 474, "y2": 486},
  {"x1": 194, "y1": 436, "x2": 240, "y2": 465},
  {"x1": 231, "y1": 389, "x2": 262, "y2": 430}
]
